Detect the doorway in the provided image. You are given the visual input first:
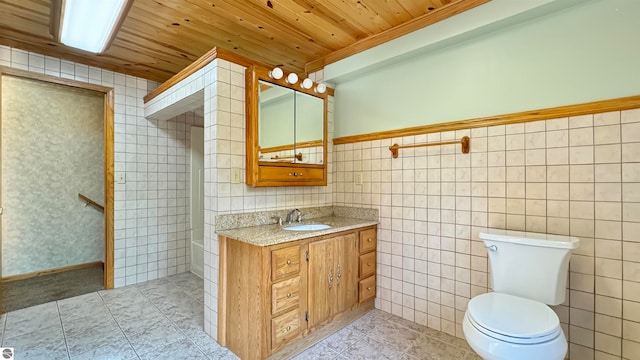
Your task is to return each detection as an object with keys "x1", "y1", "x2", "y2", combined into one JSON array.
[{"x1": 0, "y1": 67, "x2": 115, "y2": 313}]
